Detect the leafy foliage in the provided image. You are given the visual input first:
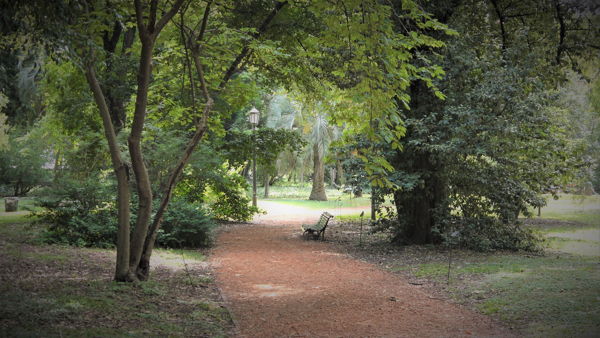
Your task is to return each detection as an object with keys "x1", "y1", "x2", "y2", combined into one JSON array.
[
  {"x1": 35, "y1": 176, "x2": 117, "y2": 248},
  {"x1": 157, "y1": 199, "x2": 216, "y2": 248},
  {"x1": 36, "y1": 177, "x2": 217, "y2": 249},
  {"x1": 0, "y1": 129, "x2": 51, "y2": 196}
]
